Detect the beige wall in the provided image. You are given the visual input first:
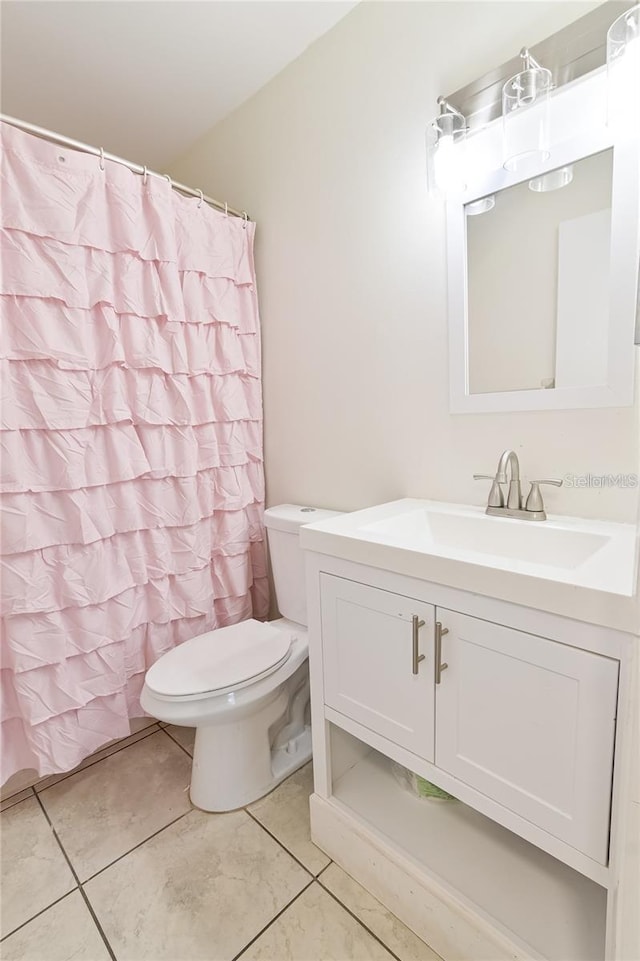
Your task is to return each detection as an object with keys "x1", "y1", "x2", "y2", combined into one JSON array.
[{"x1": 171, "y1": 1, "x2": 639, "y2": 523}]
